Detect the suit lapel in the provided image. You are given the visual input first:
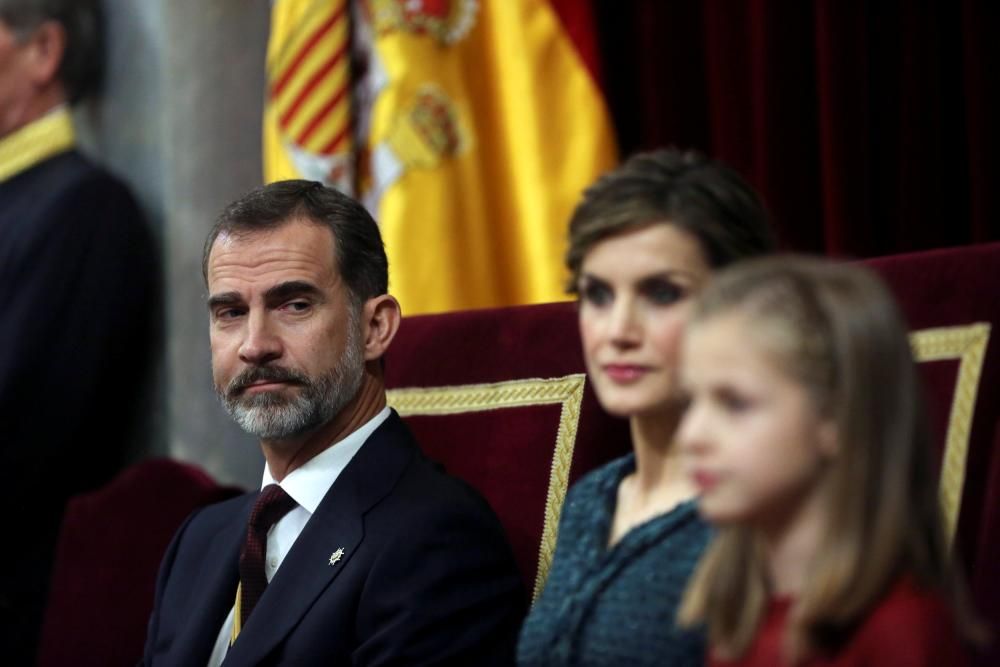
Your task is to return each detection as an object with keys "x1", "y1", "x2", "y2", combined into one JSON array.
[
  {"x1": 171, "y1": 495, "x2": 253, "y2": 665},
  {"x1": 223, "y1": 412, "x2": 417, "y2": 664}
]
